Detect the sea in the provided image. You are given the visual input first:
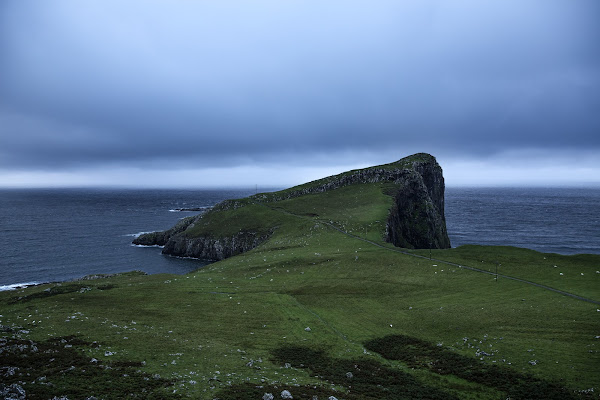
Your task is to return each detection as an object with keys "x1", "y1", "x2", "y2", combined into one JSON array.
[{"x1": 1, "y1": 187, "x2": 599, "y2": 290}]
